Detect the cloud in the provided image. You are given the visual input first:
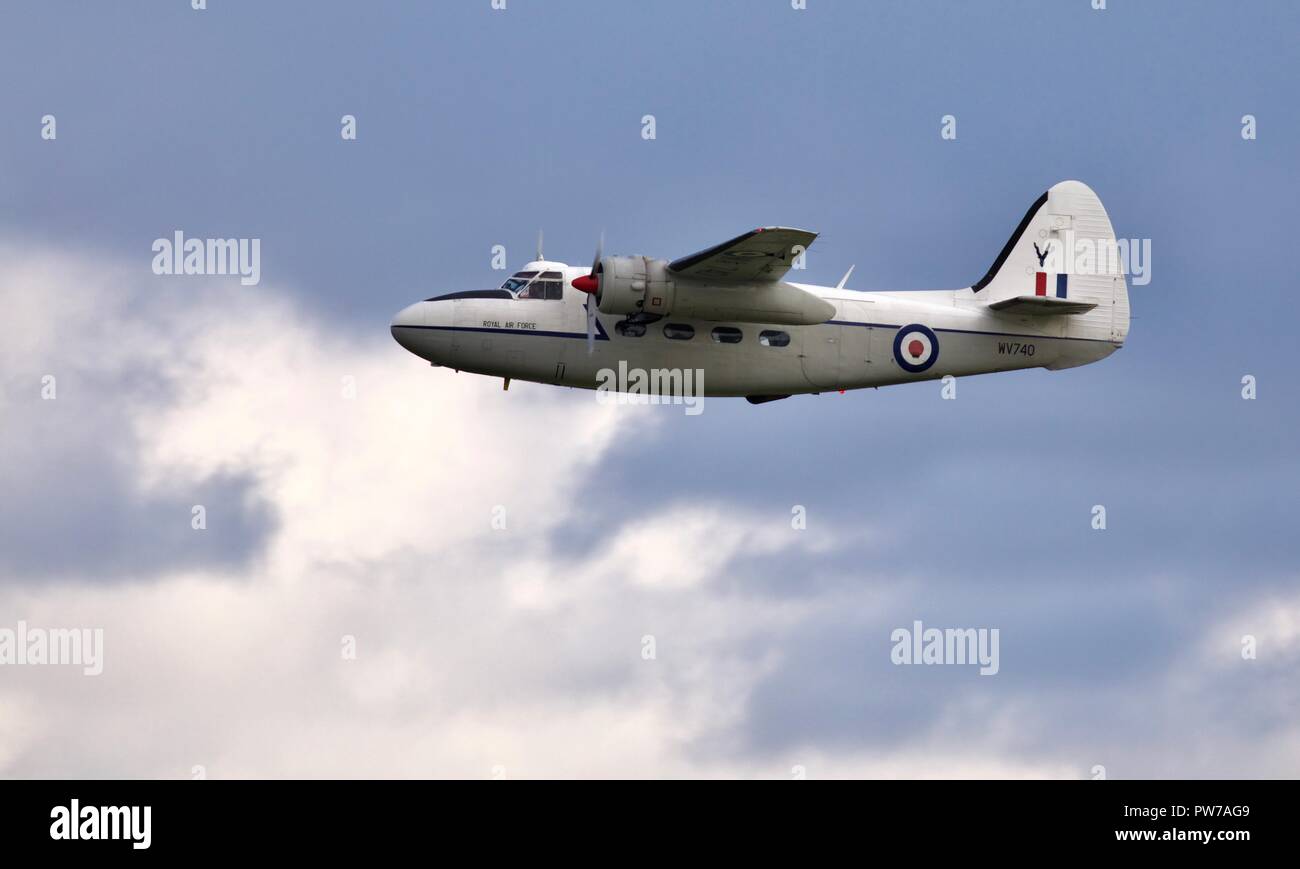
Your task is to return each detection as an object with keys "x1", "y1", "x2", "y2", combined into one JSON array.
[
  {"x1": 1, "y1": 242, "x2": 1298, "y2": 779},
  {"x1": 0, "y1": 243, "x2": 848, "y2": 777},
  {"x1": 0, "y1": 250, "x2": 274, "y2": 581}
]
